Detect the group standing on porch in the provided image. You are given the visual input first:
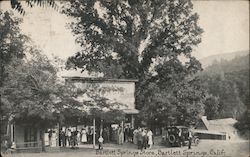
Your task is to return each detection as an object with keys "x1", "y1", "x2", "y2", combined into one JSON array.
[
  {"x1": 58, "y1": 126, "x2": 95, "y2": 148},
  {"x1": 55, "y1": 125, "x2": 154, "y2": 150}
]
